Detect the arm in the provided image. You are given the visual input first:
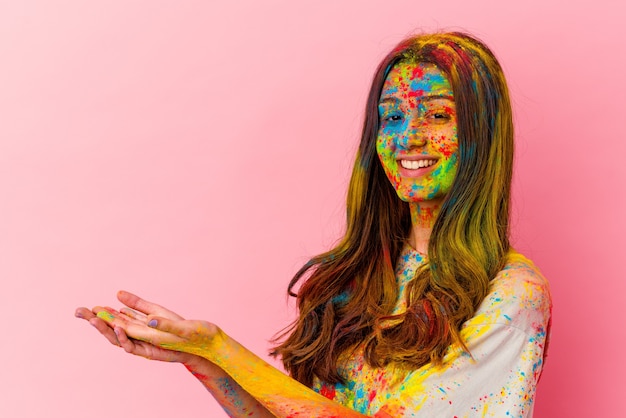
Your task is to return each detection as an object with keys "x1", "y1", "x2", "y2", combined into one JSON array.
[
  {"x1": 183, "y1": 354, "x2": 274, "y2": 418},
  {"x1": 95, "y1": 293, "x2": 375, "y2": 418},
  {"x1": 368, "y1": 260, "x2": 552, "y2": 417},
  {"x1": 375, "y1": 322, "x2": 547, "y2": 417},
  {"x1": 93, "y1": 259, "x2": 550, "y2": 418},
  {"x1": 76, "y1": 294, "x2": 274, "y2": 418}
]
